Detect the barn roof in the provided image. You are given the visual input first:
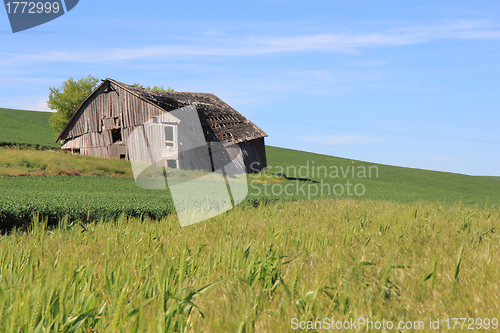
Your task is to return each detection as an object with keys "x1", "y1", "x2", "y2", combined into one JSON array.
[{"x1": 56, "y1": 78, "x2": 267, "y2": 144}]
